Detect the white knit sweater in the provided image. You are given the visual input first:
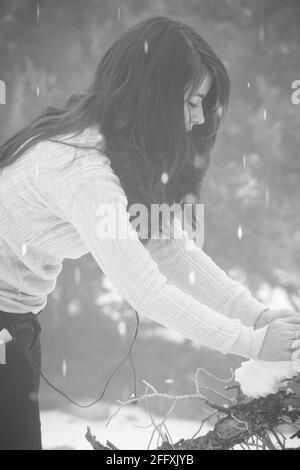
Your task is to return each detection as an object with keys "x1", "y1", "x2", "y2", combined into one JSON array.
[{"x1": 0, "y1": 126, "x2": 268, "y2": 359}]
